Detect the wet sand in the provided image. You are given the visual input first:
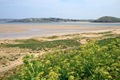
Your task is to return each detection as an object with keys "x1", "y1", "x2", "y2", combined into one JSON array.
[{"x1": 0, "y1": 24, "x2": 120, "y2": 39}]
